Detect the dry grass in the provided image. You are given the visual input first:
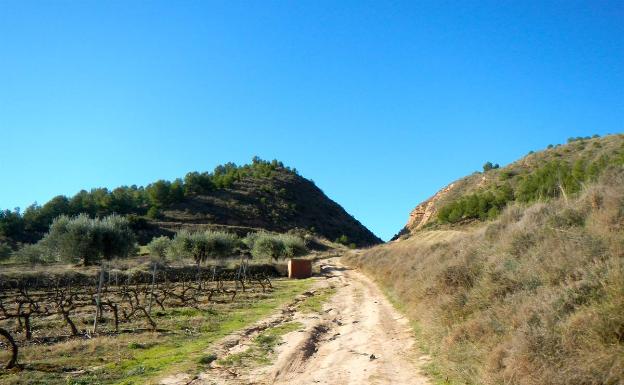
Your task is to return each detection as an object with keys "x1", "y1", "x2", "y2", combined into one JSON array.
[{"x1": 346, "y1": 169, "x2": 624, "y2": 385}]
